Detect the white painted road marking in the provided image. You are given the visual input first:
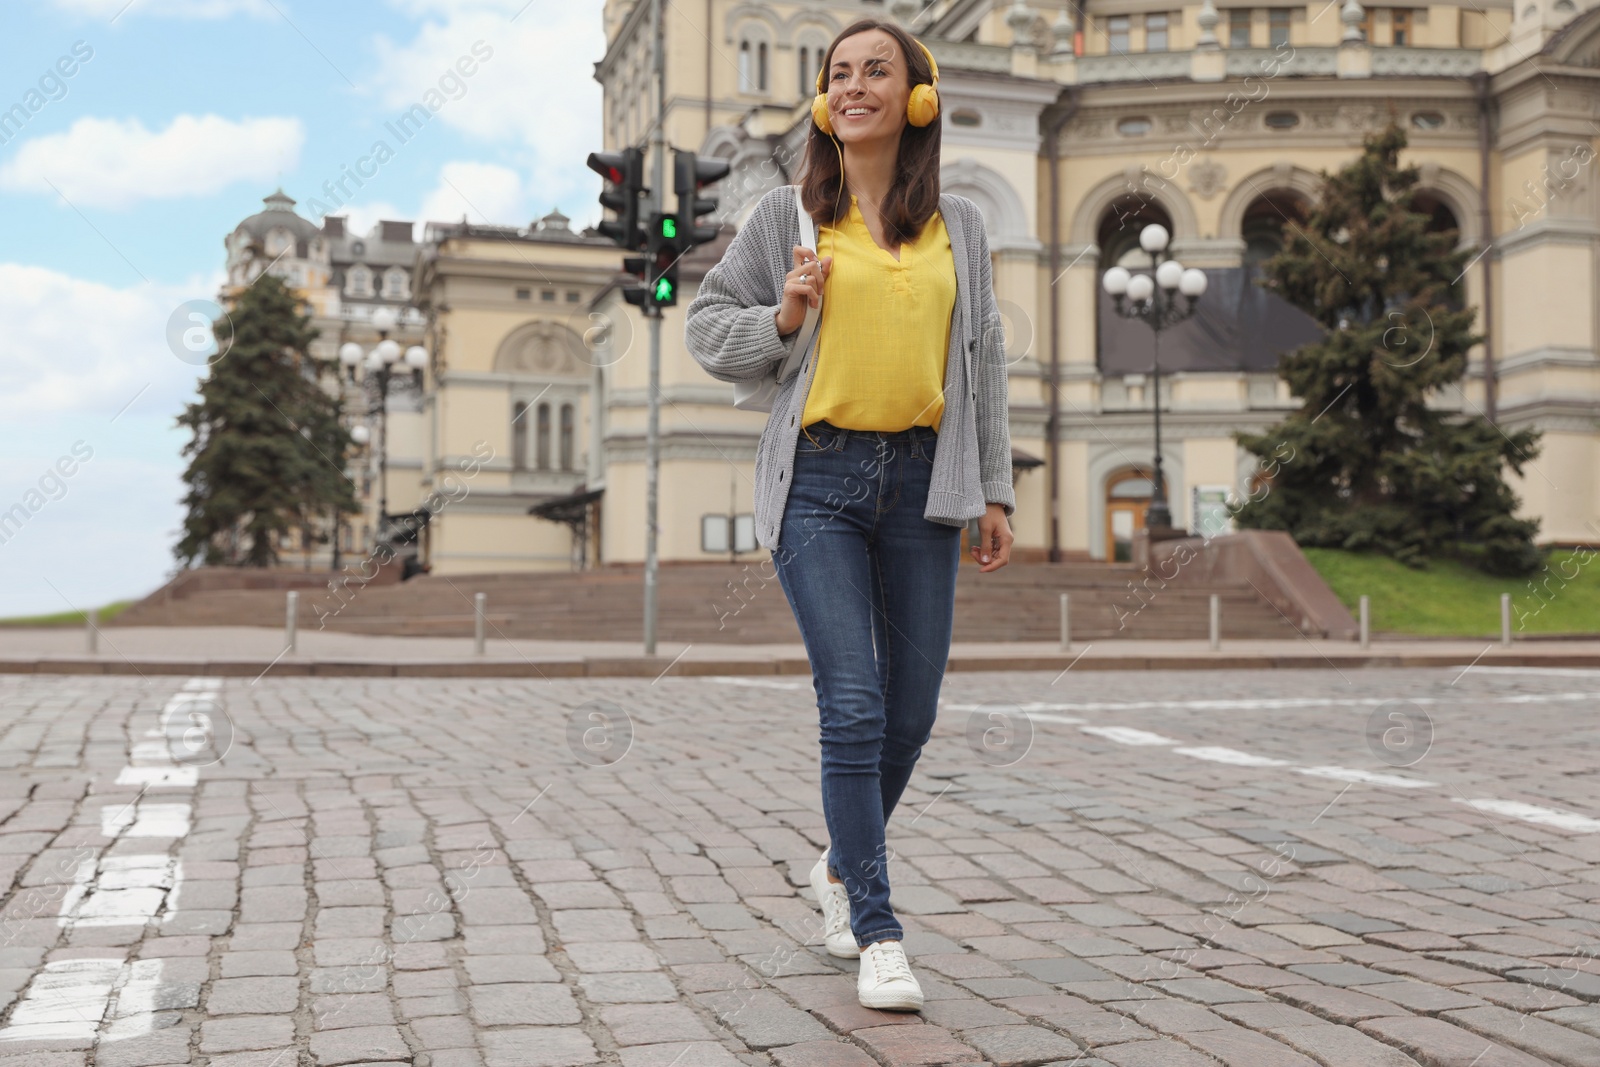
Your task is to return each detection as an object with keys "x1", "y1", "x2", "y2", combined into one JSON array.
[
  {"x1": 1296, "y1": 766, "x2": 1438, "y2": 788},
  {"x1": 1455, "y1": 798, "x2": 1600, "y2": 833},
  {"x1": 1172, "y1": 746, "x2": 1291, "y2": 767},
  {"x1": 1080, "y1": 726, "x2": 1180, "y2": 746},
  {"x1": 0, "y1": 678, "x2": 207, "y2": 1049},
  {"x1": 709, "y1": 677, "x2": 809, "y2": 690}
]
